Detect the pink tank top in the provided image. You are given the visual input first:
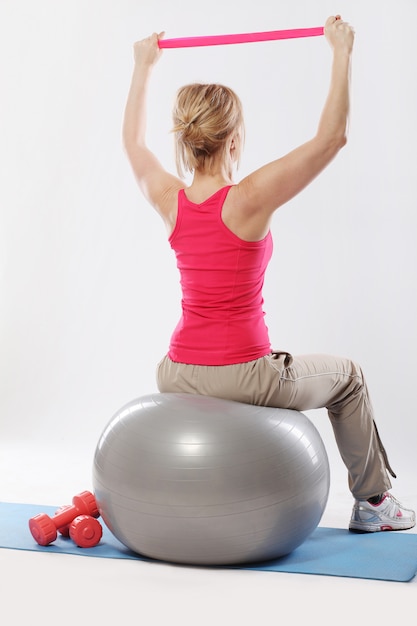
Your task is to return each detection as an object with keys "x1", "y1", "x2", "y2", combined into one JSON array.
[{"x1": 168, "y1": 185, "x2": 273, "y2": 365}]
